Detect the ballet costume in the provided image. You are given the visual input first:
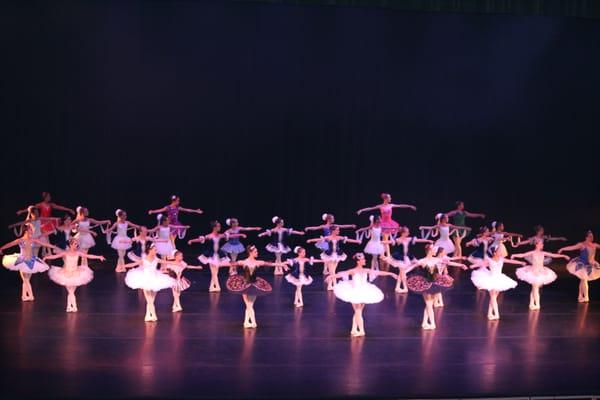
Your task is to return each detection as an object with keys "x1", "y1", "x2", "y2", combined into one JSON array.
[
  {"x1": 363, "y1": 226, "x2": 385, "y2": 274},
  {"x1": 110, "y1": 222, "x2": 133, "y2": 251},
  {"x1": 74, "y1": 220, "x2": 96, "y2": 250},
  {"x1": 471, "y1": 257, "x2": 517, "y2": 320},
  {"x1": 315, "y1": 226, "x2": 332, "y2": 252},
  {"x1": 165, "y1": 261, "x2": 191, "y2": 312},
  {"x1": 434, "y1": 226, "x2": 455, "y2": 255},
  {"x1": 384, "y1": 237, "x2": 417, "y2": 292},
  {"x1": 29, "y1": 219, "x2": 48, "y2": 254},
  {"x1": 226, "y1": 262, "x2": 273, "y2": 296},
  {"x1": 167, "y1": 205, "x2": 188, "y2": 239},
  {"x1": 265, "y1": 228, "x2": 293, "y2": 275},
  {"x1": 38, "y1": 202, "x2": 58, "y2": 234},
  {"x1": 128, "y1": 239, "x2": 145, "y2": 261},
  {"x1": 155, "y1": 226, "x2": 175, "y2": 258},
  {"x1": 566, "y1": 246, "x2": 600, "y2": 302},
  {"x1": 524, "y1": 238, "x2": 552, "y2": 266},
  {"x1": 489, "y1": 233, "x2": 508, "y2": 258},
  {"x1": 320, "y1": 238, "x2": 348, "y2": 290},
  {"x1": 408, "y1": 260, "x2": 454, "y2": 329},
  {"x1": 125, "y1": 257, "x2": 175, "y2": 291},
  {"x1": 285, "y1": 258, "x2": 314, "y2": 307},
  {"x1": 333, "y1": 270, "x2": 384, "y2": 304},
  {"x1": 379, "y1": 205, "x2": 400, "y2": 235},
  {"x1": 451, "y1": 211, "x2": 467, "y2": 236},
  {"x1": 54, "y1": 227, "x2": 70, "y2": 251},
  {"x1": 469, "y1": 238, "x2": 490, "y2": 262},
  {"x1": 2, "y1": 240, "x2": 50, "y2": 301},
  {"x1": 48, "y1": 253, "x2": 94, "y2": 312},
  {"x1": 198, "y1": 235, "x2": 230, "y2": 292},
  {"x1": 222, "y1": 228, "x2": 245, "y2": 275},
  {"x1": 515, "y1": 252, "x2": 557, "y2": 309}
]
